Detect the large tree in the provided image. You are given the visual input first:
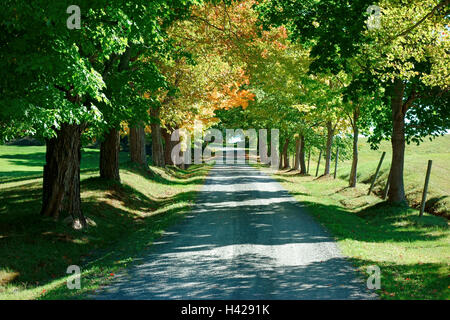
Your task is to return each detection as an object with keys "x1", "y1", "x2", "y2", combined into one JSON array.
[
  {"x1": 257, "y1": 0, "x2": 450, "y2": 203},
  {"x1": 0, "y1": 1, "x2": 125, "y2": 228},
  {"x1": 0, "y1": 0, "x2": 199, "y2": 228}
]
